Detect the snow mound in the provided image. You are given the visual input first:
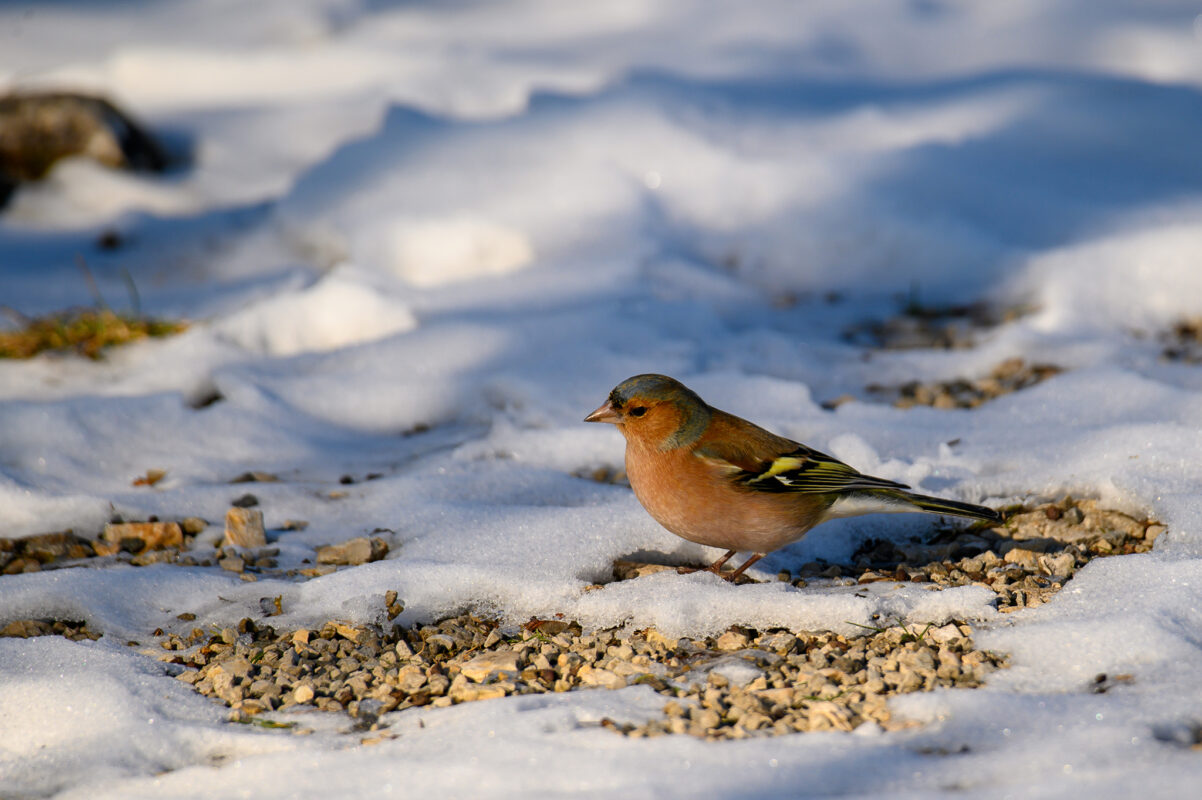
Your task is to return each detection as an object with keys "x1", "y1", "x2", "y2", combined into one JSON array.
[{"x1": 216, "y1": 266, "x2": 417, "y2": 355}]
